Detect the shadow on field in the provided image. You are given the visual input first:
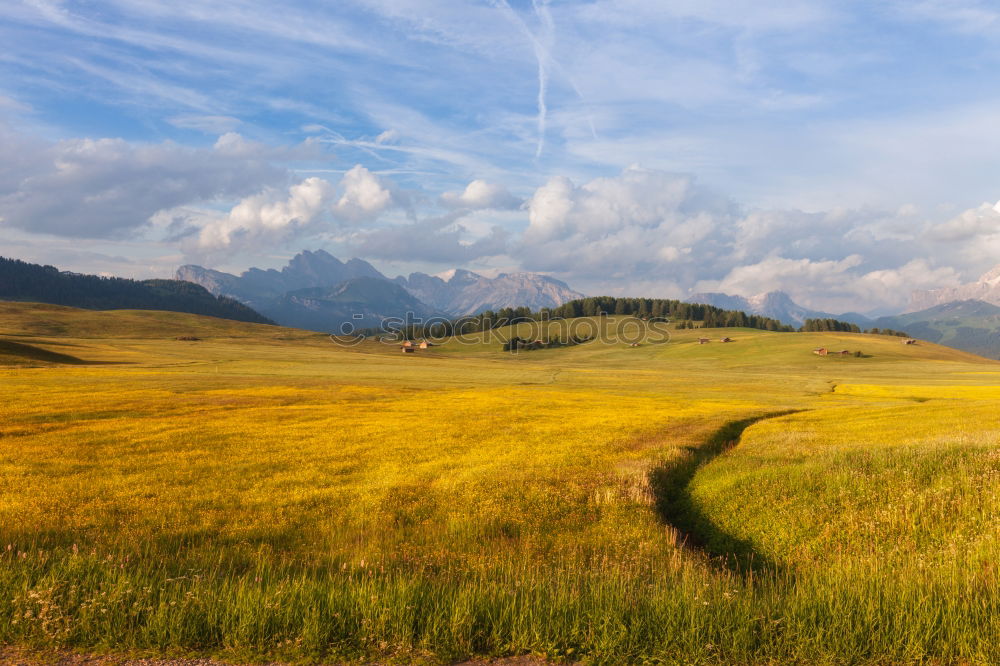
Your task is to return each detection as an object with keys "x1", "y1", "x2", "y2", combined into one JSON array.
[
  {"x1": 649, "y1": 411, "x2": 800, "y2": 579},
  {"x1": 0, "y1": 339, "x2": 124, "y2": 365}
]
